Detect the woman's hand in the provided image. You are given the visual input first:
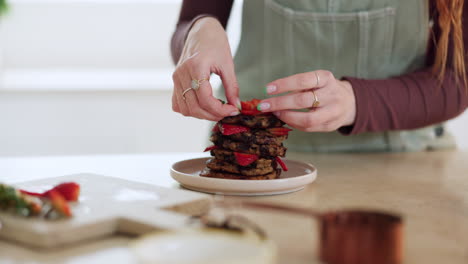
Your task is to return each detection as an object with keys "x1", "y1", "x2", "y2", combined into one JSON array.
[
  {"x1": 172, "y1": 17, "x2": 240, "y2": 121},
  {"x1": 257, "y1": 71, "x2": 356, "y2": 132}
]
